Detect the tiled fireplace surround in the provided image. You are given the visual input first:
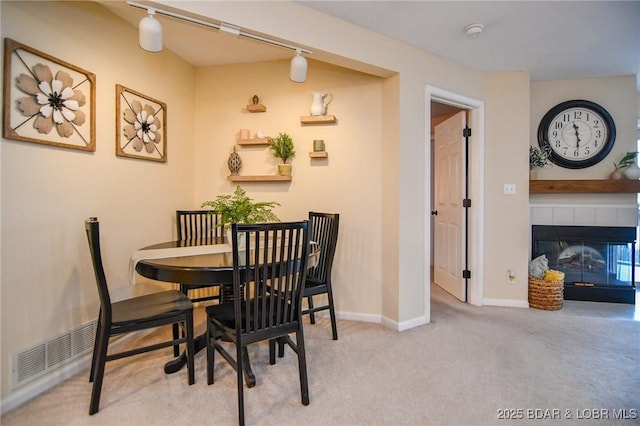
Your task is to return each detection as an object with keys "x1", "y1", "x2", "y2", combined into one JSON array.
[
  {"x1": 530, "y1": 203, "x2": 638, "y2": 303},
  {"x1": 530, "y1": 204, "x2": 638, "y2": 228}
]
